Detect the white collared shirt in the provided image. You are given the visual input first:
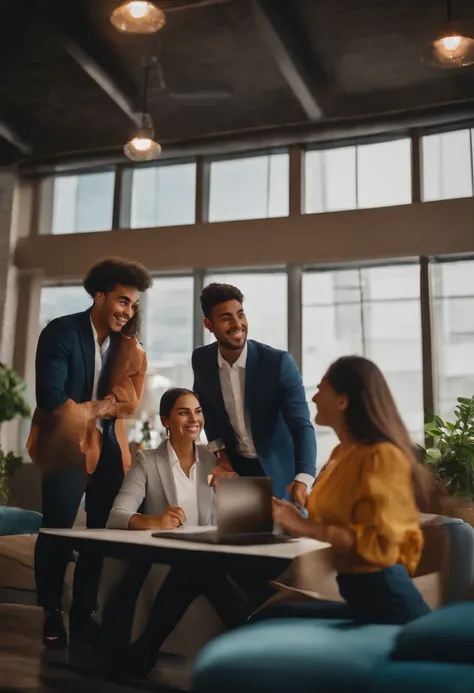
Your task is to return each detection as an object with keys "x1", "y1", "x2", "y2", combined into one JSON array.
[
  {"x1": 218, "y1": 342, "x2": 258, "y2": 459},
  {"x1": 90, "y1": 316, "x2": 111, "y2": 431},
  {"x1": 217, "y1": 342, "x2": 315, "y2": 492},
  {"x1": 168, "y1": 440, "x2": 200, "y2": 526}
]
